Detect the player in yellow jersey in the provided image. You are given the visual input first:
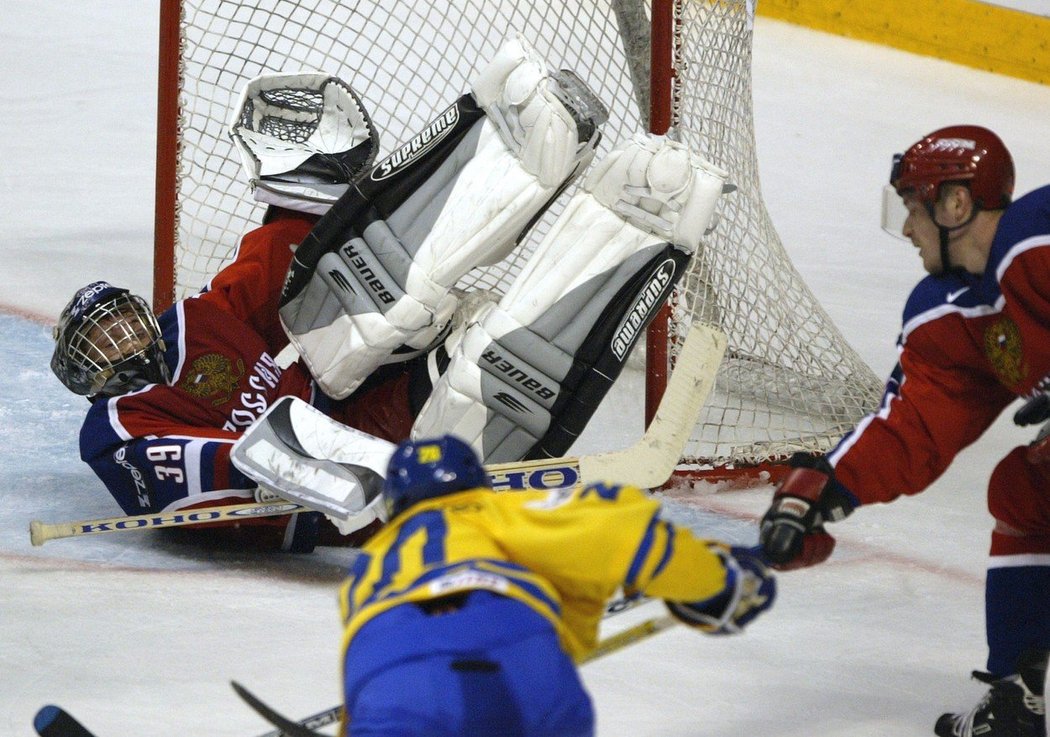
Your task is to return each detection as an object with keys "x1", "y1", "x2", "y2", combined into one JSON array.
[{"x1": 338, "y1": 434, "x2": 776, "y2": 736}]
